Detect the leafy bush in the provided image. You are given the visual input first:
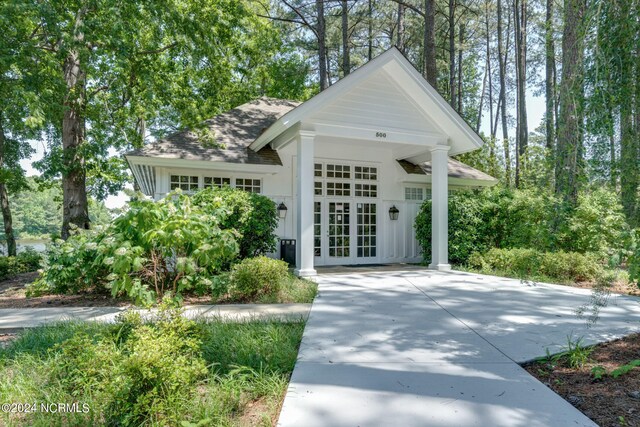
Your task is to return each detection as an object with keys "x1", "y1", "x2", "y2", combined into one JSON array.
[
  {"x1": 415, "y1": 186, "x2": 629, "y2": 265},
  {"x1": 0, "y1": 248, "x2": 42, "y2": 280},
  {"x1": 468, "y1": 248, "x2": 603, "y2": 282},
  {"x1": 192, "y1": 186, "x2": 278, "y2": 258},
  {"x1": 46, "y1": 306, "x2": 208, "y2": 426},
  {"x1": 32, "y1": 192, "x2": 238, "y2": 305},
  {"x1": 230, "y1": 256, "x2": 289, "y2": 300}
]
